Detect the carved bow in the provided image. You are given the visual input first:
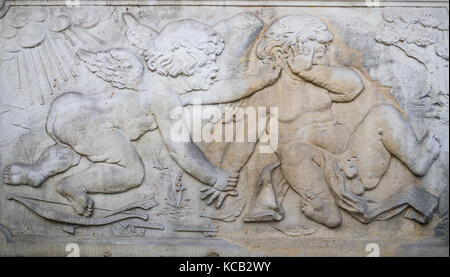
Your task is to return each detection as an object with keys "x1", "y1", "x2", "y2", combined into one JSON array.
[{"x1": 6, "y1": 193, "x2": 149, "y2": 226}]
